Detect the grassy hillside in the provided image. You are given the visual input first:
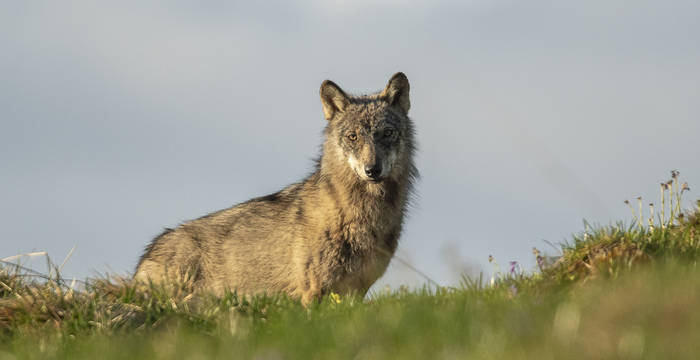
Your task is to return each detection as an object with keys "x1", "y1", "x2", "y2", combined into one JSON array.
[{"x1": 1, "y1": 174, "x2": 698, "y2": 359}]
